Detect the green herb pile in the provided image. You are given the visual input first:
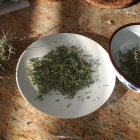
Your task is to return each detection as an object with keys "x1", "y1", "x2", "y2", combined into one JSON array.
[
  {"x1": 119, "y1": 47, "x2": 140, "y2": 85},
  {"x1": 0, "y1": 37, "x2": 15, "y2": 62},
  {"x1": 26, "y1": 46, "x2": 94, "y2": 100},
  {"x1": 0, "y1": 32, "x2": 15, "y2": 74}
]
